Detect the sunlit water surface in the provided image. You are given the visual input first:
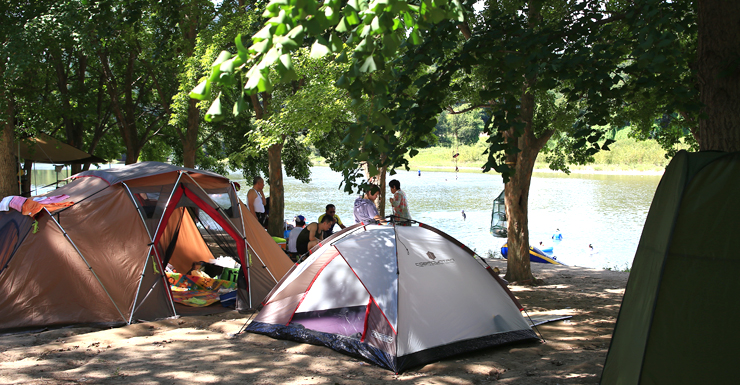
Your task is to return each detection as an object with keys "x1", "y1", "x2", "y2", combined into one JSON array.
[
  {"x1": 29, "y1": 164, "x2": 661, "y2": 270},
  {"x1": 234, "y1": 167, "x2": 661, "y2": 270}
]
